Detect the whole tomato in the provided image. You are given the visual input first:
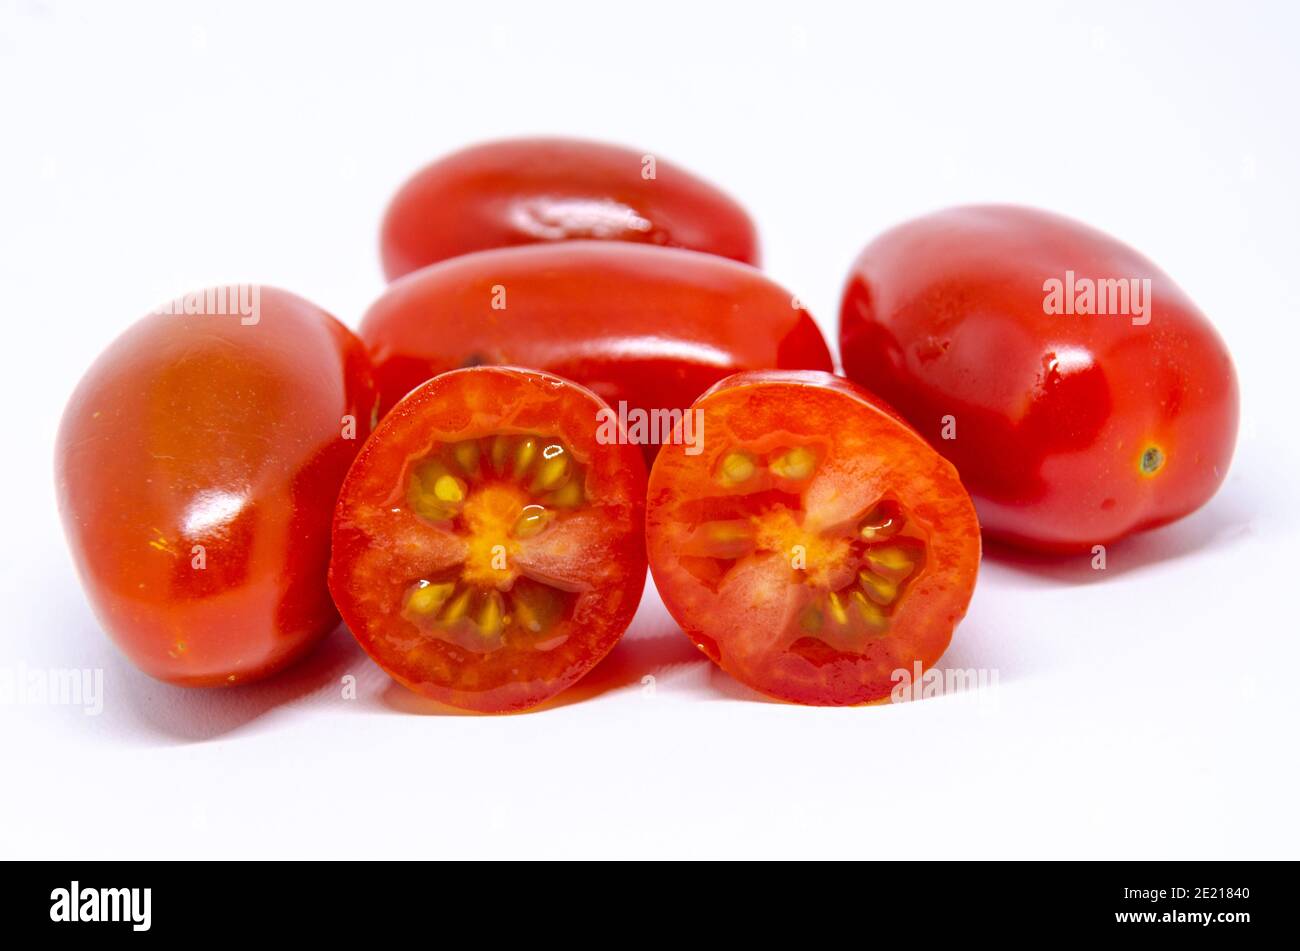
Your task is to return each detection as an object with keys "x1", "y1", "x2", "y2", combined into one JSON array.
[
  {"x1": 839, "y1": 205, "x2": 1238, "y2": 552},
  {"x1": 360, "y1": 242, "x2": 833, "y2": 429},
  {"x1": 380, "y1": 137, "x2": 760, "y2": 280},
  {"x1": 56, "y1": 287, "x2": 377, "y2": 685}
]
